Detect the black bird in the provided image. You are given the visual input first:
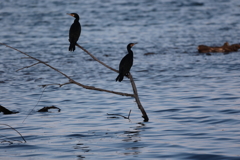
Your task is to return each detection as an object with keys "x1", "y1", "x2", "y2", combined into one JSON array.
[
  {"x1": 67, "y1": 13, "x2": 81, "y2": 52},
  {"x1": 116, "y1": 43, "x2": 137, "y2": 82}
]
